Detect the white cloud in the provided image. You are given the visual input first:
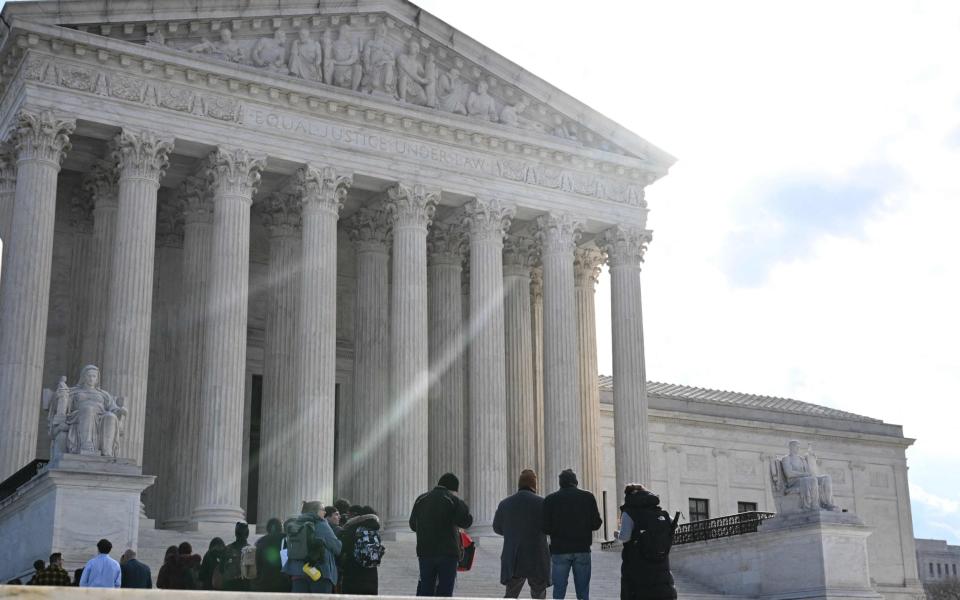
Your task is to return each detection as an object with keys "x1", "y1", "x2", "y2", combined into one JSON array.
[{"x1": 912, "y1": 484, "x2": 960, "y2": 515}]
